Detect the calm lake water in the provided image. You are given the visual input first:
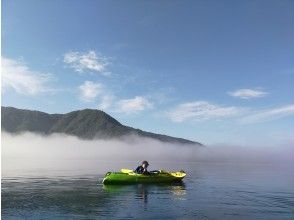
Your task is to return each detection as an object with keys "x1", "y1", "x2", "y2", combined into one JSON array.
[{"x1": 2, "y1": 162, "x2": 294, "y2": 219}]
